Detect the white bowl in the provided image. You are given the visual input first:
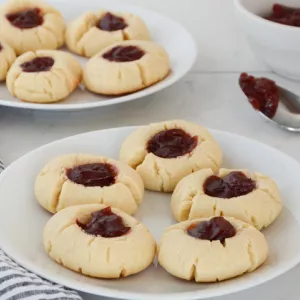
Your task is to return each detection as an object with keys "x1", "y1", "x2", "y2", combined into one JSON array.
[{"x1": 234, "y1": 0, "x2": 300, "y2": 80}]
